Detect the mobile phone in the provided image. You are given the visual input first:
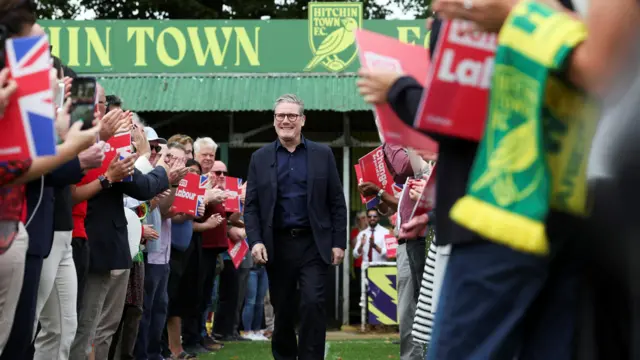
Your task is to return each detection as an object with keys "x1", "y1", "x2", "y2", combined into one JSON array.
[
  {"x1": 55, "y1": 81, "x2": 65, "y2": 109},
  {"x1": 69, "y1": 76, "x2": 97, "y2": 130}
]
